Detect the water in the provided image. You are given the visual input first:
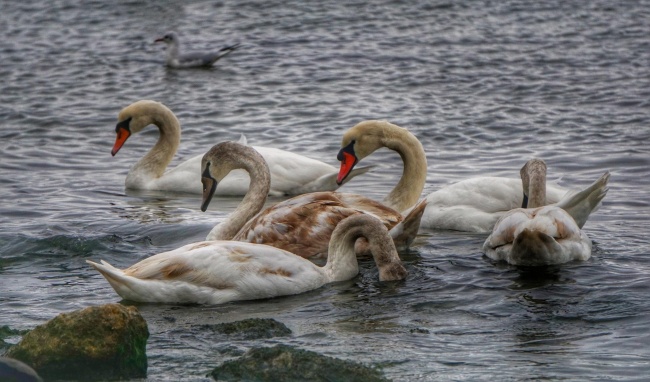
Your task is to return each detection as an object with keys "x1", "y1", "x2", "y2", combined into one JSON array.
[{"x1": 1, "y1": 0, "x2": 649, "y2": 380}]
